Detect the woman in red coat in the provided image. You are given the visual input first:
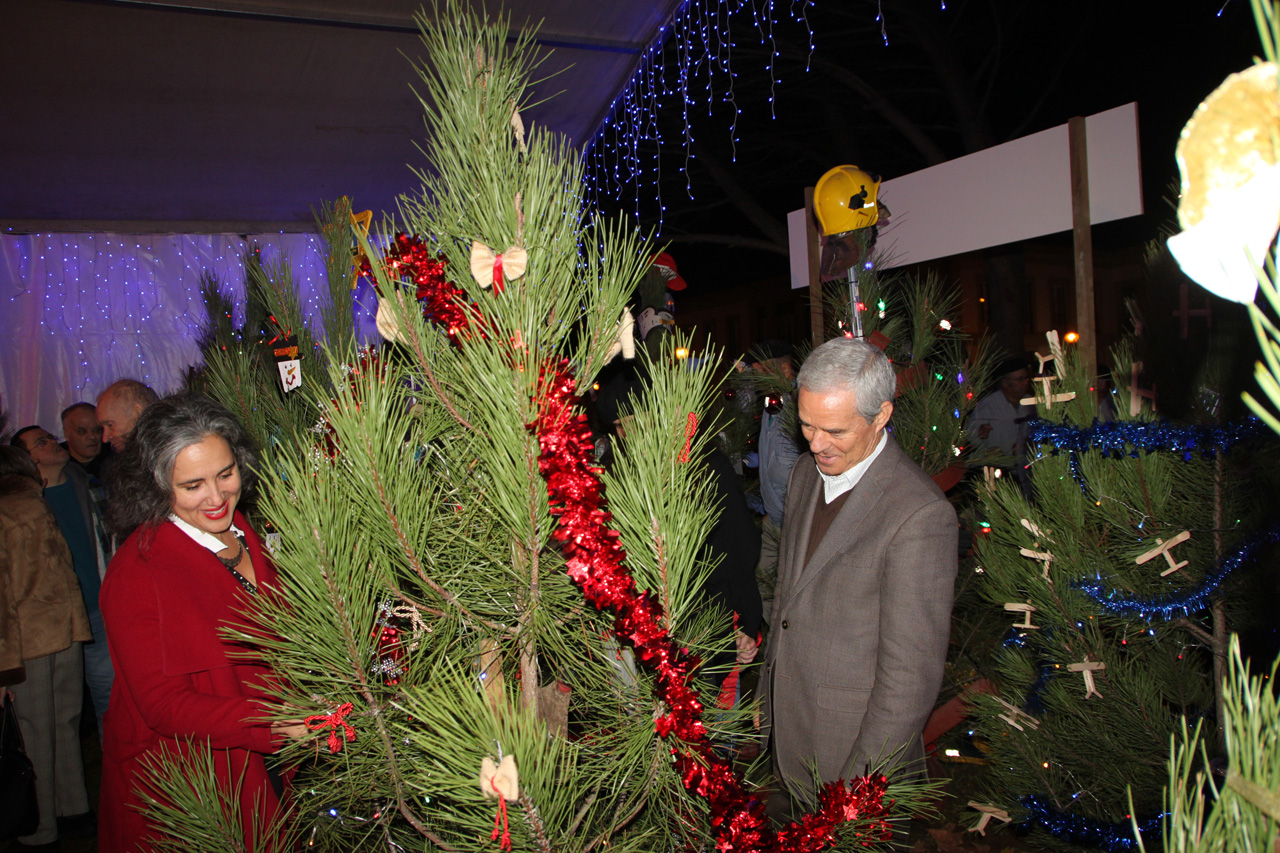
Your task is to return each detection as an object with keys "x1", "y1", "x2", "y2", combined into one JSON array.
[{"x1": 100, "y1": 393, "x2": 302, "y2": 852}]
